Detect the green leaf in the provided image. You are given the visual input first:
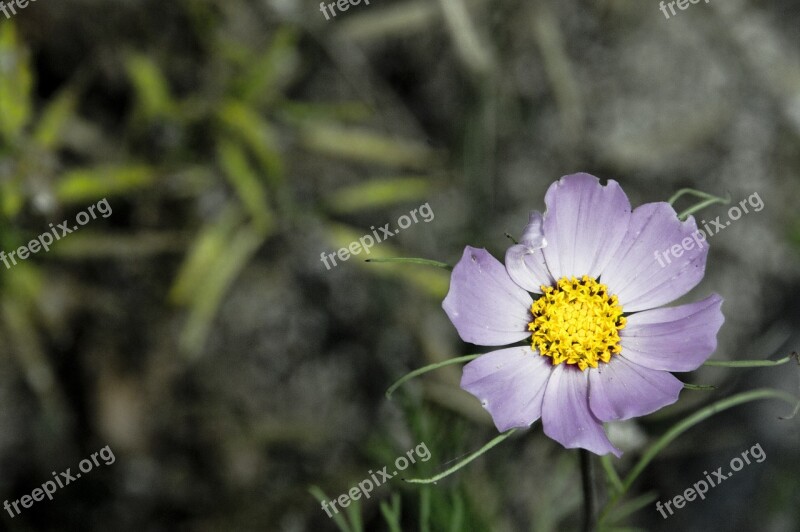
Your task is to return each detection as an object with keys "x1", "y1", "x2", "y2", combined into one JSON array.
[
  {"x1": 0, "y1": 24, "x2": 33, "y2": 144},
  {"x1": 300, "y1": 123, "x2": 438, "y2": 170},
  {"x1": 217, "y1": 140, "x2": 273, "y2": 234},
  {"x1": 309, "y1": 486, "x2": 353, "y2": 532},
  {"x1": 235, "y1": 27, "x2": 298, "y2": 105},
  {"x1": 33, "y1": 88, "x2": 78, "y2": 149},
  {"x1": 56, "y1": 165, "x2": 156, "y2": 203},
  {"x1": 178, "y1": 223, "x2": 265, "y2": 355},
  {"x1": 327, "y1": 177, "x2": 435, "y2": 214},
  {"x1": 326, "y1": 223, "x2": 449, "y2": 298},
  {"x1": 218, "y1": 101, "x2": 284, "y2": 184},
  {"x1": 379, "y1": 493, "x2": 402, "y2": 532},
  {"x1": 125, "y1": 54, "x2": 175, "y2": 120}
]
